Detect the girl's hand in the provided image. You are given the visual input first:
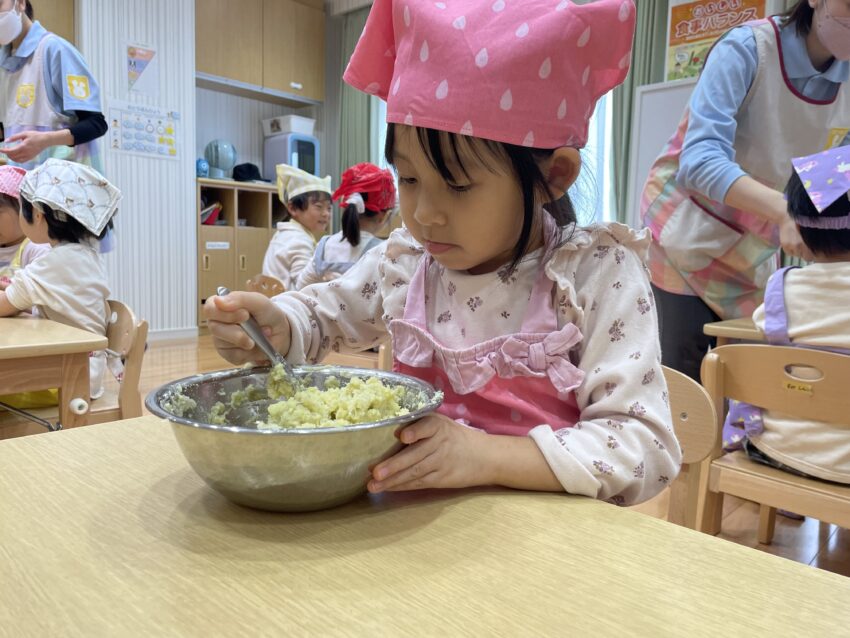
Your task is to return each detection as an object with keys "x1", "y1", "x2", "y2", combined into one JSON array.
[
  {"x1": 203, "y1": 291, "x2": 291, "y2": 365},
  {"x1": 0, "y1": 131, "x2": 51, "y2": 164},
  {"x1": 779, "y1": 216, "x2": 814, "y2": 262},
  {"x1": 368, "y1": 414, "x2": 490, "y2": 493},
  {"x1": 0, "y1": 276, "x2": 11, "y2": 291}
]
